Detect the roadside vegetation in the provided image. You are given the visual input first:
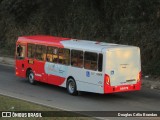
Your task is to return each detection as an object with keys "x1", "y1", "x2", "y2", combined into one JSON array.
[{"x1": 0, "y1": 0, "x2": 160, "y2": 75}]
